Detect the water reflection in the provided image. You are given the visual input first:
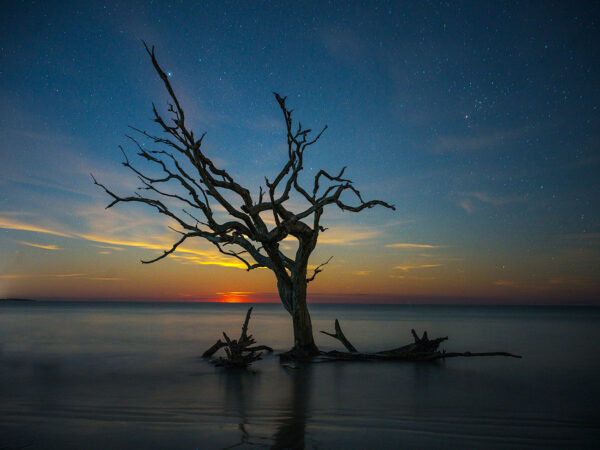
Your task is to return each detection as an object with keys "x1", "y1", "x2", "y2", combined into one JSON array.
[
  {"x1": 221, "y1": 370, "x2": 269, "y2": 449},
  {"x1": 218, "y1": 363, "x2": 315, "y2": 450},
  {"x1": 1, "y1": 304, "x2": 599, "y2": 449},
  {"x1": 271, "y1": 364, "x2": 313, "y2": 450}
]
